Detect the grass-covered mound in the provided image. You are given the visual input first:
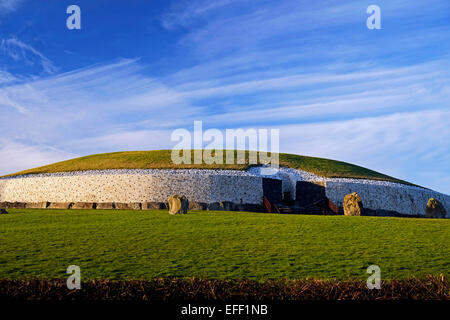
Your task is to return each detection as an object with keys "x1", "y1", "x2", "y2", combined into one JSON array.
[
  {"x1": 1, "y1": 209, "x2": 448, "y2": 280},
  {"x1": 1, "y1": 150, "x2": 413, "y2": 185}
]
